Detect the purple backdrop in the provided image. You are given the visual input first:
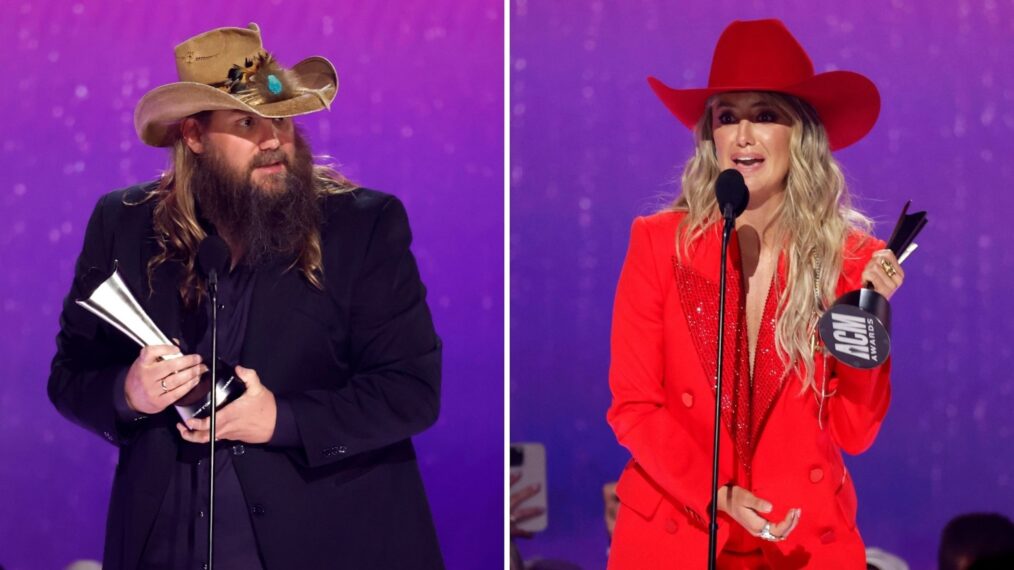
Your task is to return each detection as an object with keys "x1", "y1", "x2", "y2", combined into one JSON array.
[
  {"x1": 511, "y1": 2, "x2": 1013, "y2": 569},
  {"x1": 0, "y1": 2, "x2": 502, "y2": 568}
]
